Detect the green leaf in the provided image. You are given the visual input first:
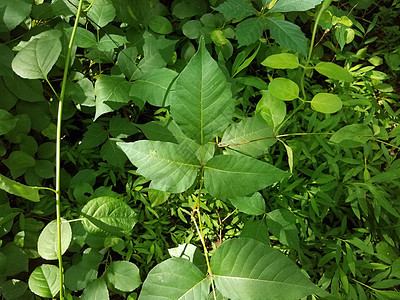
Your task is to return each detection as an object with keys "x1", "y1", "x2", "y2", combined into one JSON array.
[
  {"x1": 0, "y1": 109, "x2": 17, "y2": 135},
  {"x1": 266, "y1": 209, "x2": 300, "y2": 250},
  {"x1": 148, "y1": 189, "x2": 170, "y2": 207},
  {"x1": 0, "y1": 244, "x2": 28, "y2": 276},
  {"x1": 65, "y1": 27, "x2": 96, "y2": 48},
  {"x1": 139, "y1": 258, "x2": 209, "y2": 300},
  {"x1": 105, "y1": 261, "x2": 141, "y2": 292},
  {"x1": 204, "y1": 155, "x2": 287, "y2": 199},
  {"x1": 329, "y1": 124, "x2": 372, "y2": 148},
  {"x1": 97, "y1": 34, "x2": 128, "y2": 51},
  {"x1": 261, "y1": 53, "x2": 299, "y2": 69},
  {"x1": 211, "y1": 239, "x2": 320, "y2": 300},
  {"x1": 240, "y1": 219, "x2": 270, "y2": 245},
  {"x1": 311, "y1": 93, "x2": 343, "y2": 113},
  {"x1": 37, "y1": 219, "x2": 72, "y2": 260},
  {"x1": 265, "y1": 17, "x2": 307, "y2": 56},
  {"x1": 269, "y1": 0, "x2": 323, "y2": 12},
  {"x1": 81, "y1": 277, "x2": 109, "y2": 300},
  {"x1": 117, "y1": 141, "x2": 200, "y2": 193},
  {"x1": 109, "y1": 116, "x2": 138, "y2": 138},
  {"x1": 86, "y1": 0, "x2": 116, "y2": 28},
  {"x1": 28, "y1": 264, "x2": 60, "y2": 298},
  {"x1": 0, "y1": 279, "x2": 28, "y2": 299},
  {"x1": 130, "y1": 68, "x2": 178, "y2": 107},
  {"x1": 0, "y1": 0, "x2": 33, "y2": 32},
  {"x1": 3, "y1": 75, "x2": 45, "y2": 102},
  {"x1": 170, "y1": 38, "x2": 234, "y2": 145},
  {"x1": 221, "y1": 116, "x2": 276, "y2": 157},
  {"x1": 314, "y1": 62, "x2": 353, "y2": 82},
  {"x1": 149, "y1": 16, "x2": 173, "y2": 34},
  {"x1": 0, "y1": 44, "x2": 14, "y2": 77},
  {"x1": 168, "y1": 244, "x2": 207, "y2": 274},
  {"x1": 256, "y1": 90, "x2": 286, "y2": 127},
  {"x1": 80, "y1": 123, "x2": 108, "y2": 149},
  {"x1": 95, "y1": 75, "x2": 131, "y2": 120},
  {"x1": 236, "y1": 17, "x2": 264, "y2": 46},
  {"x1": 214, "y1": 0, "x2": 257, "y2": 20},
  {"x1": 12, "y1": 35, "x2": 62, "y2": 79},
  {"x1": 182, "y1": 20, "x2": 203, "y2": 39},
  {"x1": 81, "y1": 196, "x2": 137, "y2": 237},
  {"x1": 229, "y1": 192, "x2": 266, "y2": 215},
  {"x1": 268, "y1": 77, "x2": 299, "y2": 101},
  {"x1": 3, "y1": 151, "x2": 36, "y2": 178},
  {"x1": 100, "y1": 139, "x2": 127, "y2": 168}
]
